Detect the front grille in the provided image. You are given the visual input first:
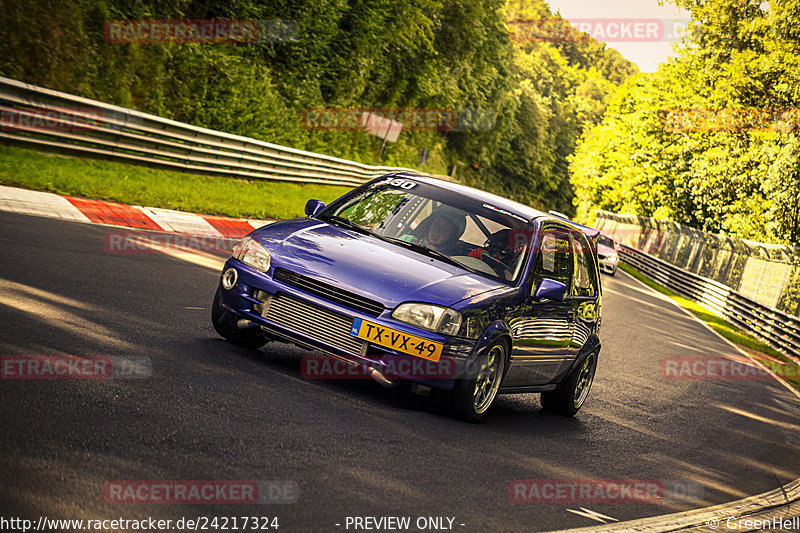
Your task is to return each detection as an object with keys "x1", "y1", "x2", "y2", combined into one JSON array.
[
  {"x1": 273, "y1": 267, "x2": 384, "y2": 317},
  {"x1": 262, "y1": 293, "x2": 364, "y2": 355}
]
